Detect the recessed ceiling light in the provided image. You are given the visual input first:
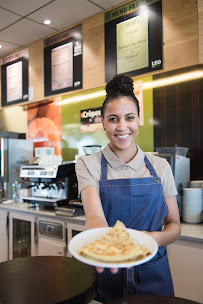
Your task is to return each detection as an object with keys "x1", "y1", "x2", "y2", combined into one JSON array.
[
  {"x1": 44, "y1": 19, "x2": 51, "y2": 25},
  {"x1": 0, "y1": 45, "x2": 2, "y2": 48}
]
